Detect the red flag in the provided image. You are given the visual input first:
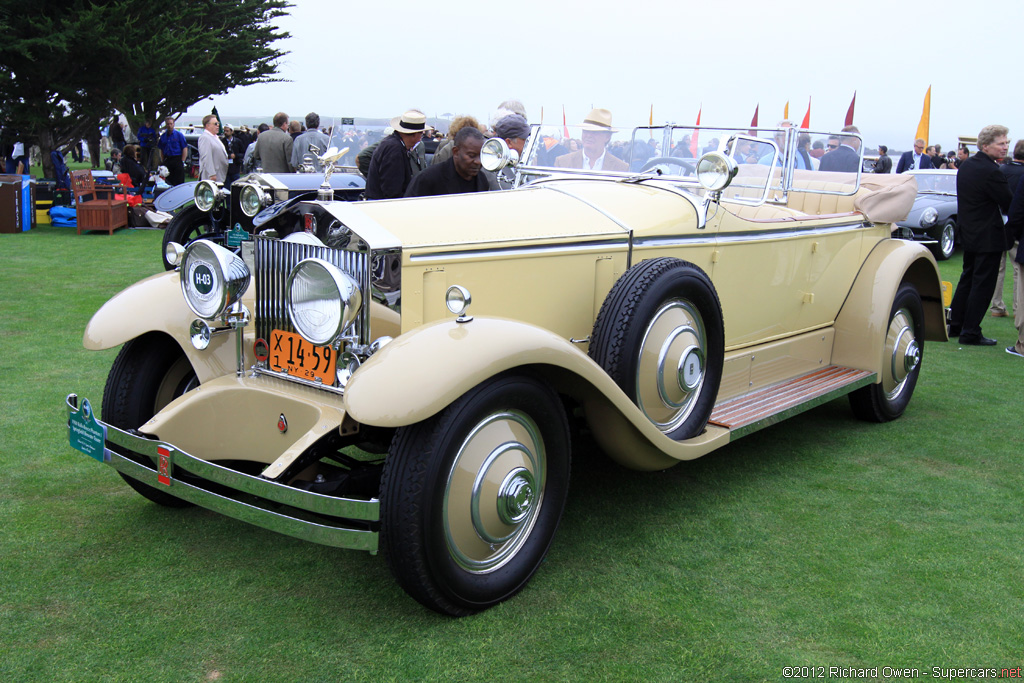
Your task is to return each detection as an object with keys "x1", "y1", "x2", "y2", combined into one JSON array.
[
  {"x1": 689, "y1": 105, "x2": 702, "y2": 157},
  {"x1": 799, "y1": 97, "x2": 811, "y2": 129},
  {"x1": 845, "y1": 91, "x2": 856, "y2": 126},
  {"x1": 749, "y1": 104, "x2": 759, "y2": 135},
  {"x1": 562, "y1": 105, "x2": 569, "y2": 139}
]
